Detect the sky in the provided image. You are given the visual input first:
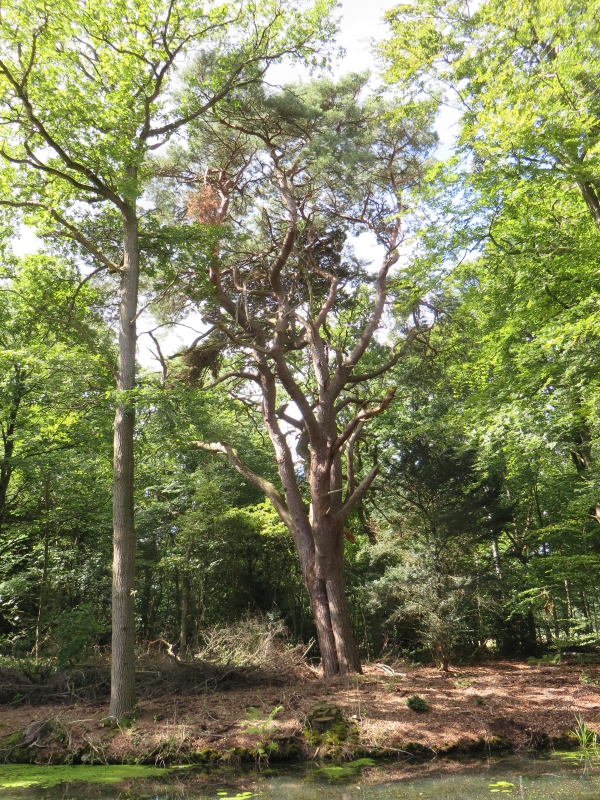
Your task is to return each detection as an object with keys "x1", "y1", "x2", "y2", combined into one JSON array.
[{"x1": 13, "y1": 0, "x2": 460, "y2": 369}]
